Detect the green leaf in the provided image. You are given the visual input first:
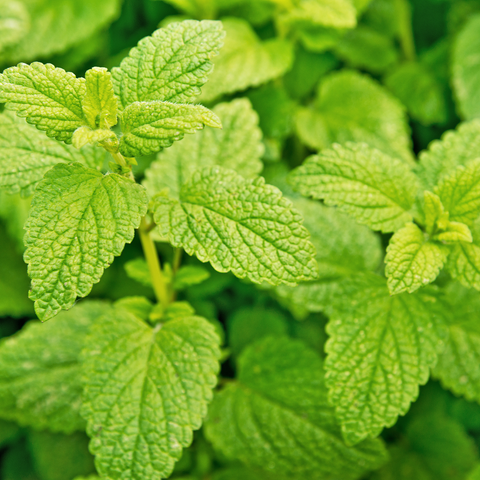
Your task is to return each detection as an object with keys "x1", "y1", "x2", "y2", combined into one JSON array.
[
  {"x1": 0, "y1": 191, "x2": 31, "y2": 249},
  {"x1": 143, "y1": 98, "x2": 264, "y2": 199},
  {"x1": 173, "y1": 265, "x2": 211, "y2": 290},
  {"x1": 205, "y1": 336, "x2": 388, "y2": 480},
  {"x1": 384, "y1": 61, "x2": 447, "y2": 126},
  {"x1": 72, "y1": 126, "x2": 117, "y2": 150},
  {"x1": 434, "y1": 159, "x2": 480, "y2": 226},
  {"x1": 198, "y1": 18, "x2": 294, "y2": 102},
  {"x1": 447, "y1": 237, "x2": 480, "y2": 291},
  {"x1": 124, "y1": 258, "x2": 153, "y2": 287},
  {"x1": 0, "y1": 62, "x2": 87, "y2": 143},
  {"x1": 112, "y1": 20, "x2": 224, "y2": 109},
  {"x1": 289, "y1": 142, "x2": 420, "y2": 233},
  {"x1": 416, "y1": 120, "x2": 480, "y2": 191},
  {"x1": 24, "y1": 162, "x2": 148, "y2": 321},
  {"x1": 0, "y1": 0, "x2": 29, "y2": 52},
  {"x1": 81, "y1": 305, "x2": 221, "y2": 480},
  {"x1": 452, "y1": 13, "x2": 480, "y2": 120},
  {"x1": 335, "y1": 26, "x2": 398, "y2": 73},
  {"x1": 119, "y1": 100, "x2": 221, "y2": 157},
  {"x1": 82, "y1": 67, "x2": 118, "y2": 129},
  {"x1": 152, "y1": 166, "x2": 318, "y2": 286},
  {"x1": 0, "y1": 301, "x2": 110, "y2": 433},
  {"x1": 385, "y1": 223, "x2": 449, "y2": 295},
  {"x1": 433, "y1": 284, "x2": 480, "y2": 404},
  {"x1": 325, "y1": 274, "x2": 447, "y2": 445},
  {"x1": 0, "y1": 0, "x2": 121, "y2": 64},
  {"x1": 0, "y1": 112, "x2": 105, "y2": 197},
  {"x1": 294, "y1": 70, "x2": 413, "y2": 164}
]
